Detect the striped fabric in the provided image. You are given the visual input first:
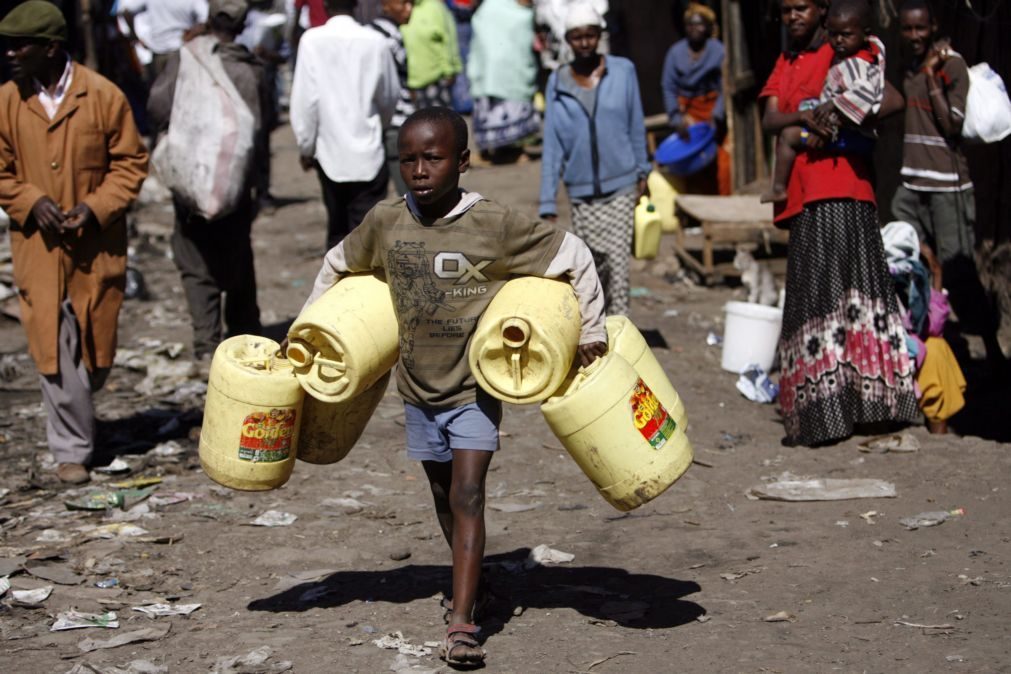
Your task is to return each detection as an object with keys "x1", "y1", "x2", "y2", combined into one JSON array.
[
  {"x1": 369, "y1": 16, "x2": 416, "y2": 128},
  {"x1": 821, "y1": 36, "x2": 885, "y2": 126}
]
